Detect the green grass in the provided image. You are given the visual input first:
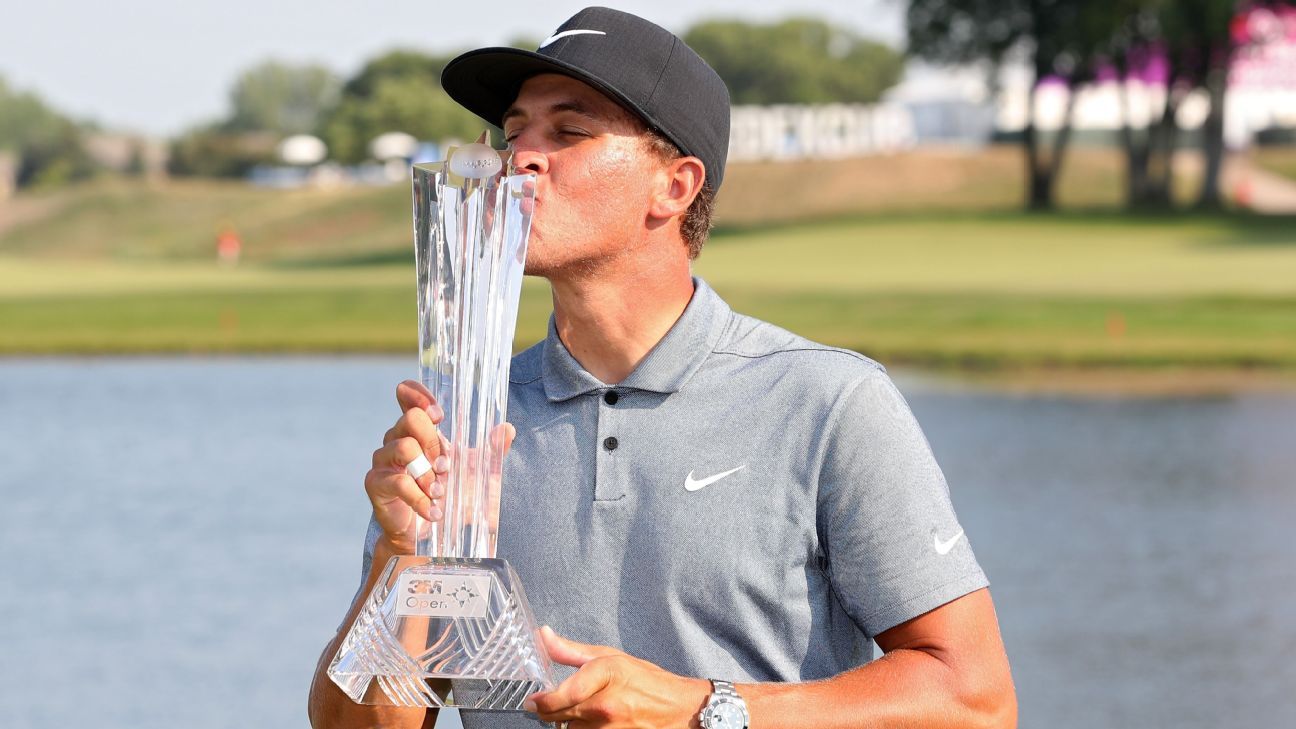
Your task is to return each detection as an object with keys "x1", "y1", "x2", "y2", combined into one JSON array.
[
  {"x1": 701, "y1": 211, "x2": 1296, "y2": 297},
  {"x1": 0, "y1": 281, "x2": 555, "y2": 354},
  {"x1": 0, "y1": 148, "x2": 1147, "y2": 262},
  {"x1": 716, "y1": 291, "x2": 1296, "y2": 370},
  {"x1": 3, "y1": 209, "x2": 1295, "y2": 369},
  {"x1": 0, "y1": 177, "x2": 414, "y2": 262},
  {"x1": 3, "y1": 159, "x2": 1295, "y2": 373},
  {"x1": 1253, "y1": 148, "x2": 1296, "y2": 183}
]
